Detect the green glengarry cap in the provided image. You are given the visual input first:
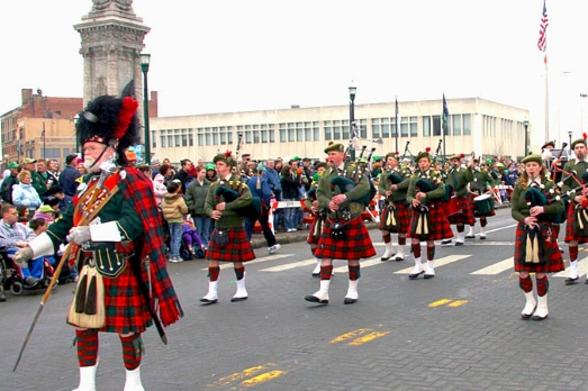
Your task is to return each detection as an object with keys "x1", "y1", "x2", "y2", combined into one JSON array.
[
  {"x1": 521, "y1": 154, "x2": 543, "y2": 165},
  {"x1": 324, "y1": 143, "x2": 344, "y2": 154},
  {"x1": 415, "y1": 150, "x2": 431, "y2": 163},
  {"x1": 571, "y1": 135, "x2": 587, "y2": 150},
  {"x1": 213, "y1": 152, "x2": 236, "y2": 166}
]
